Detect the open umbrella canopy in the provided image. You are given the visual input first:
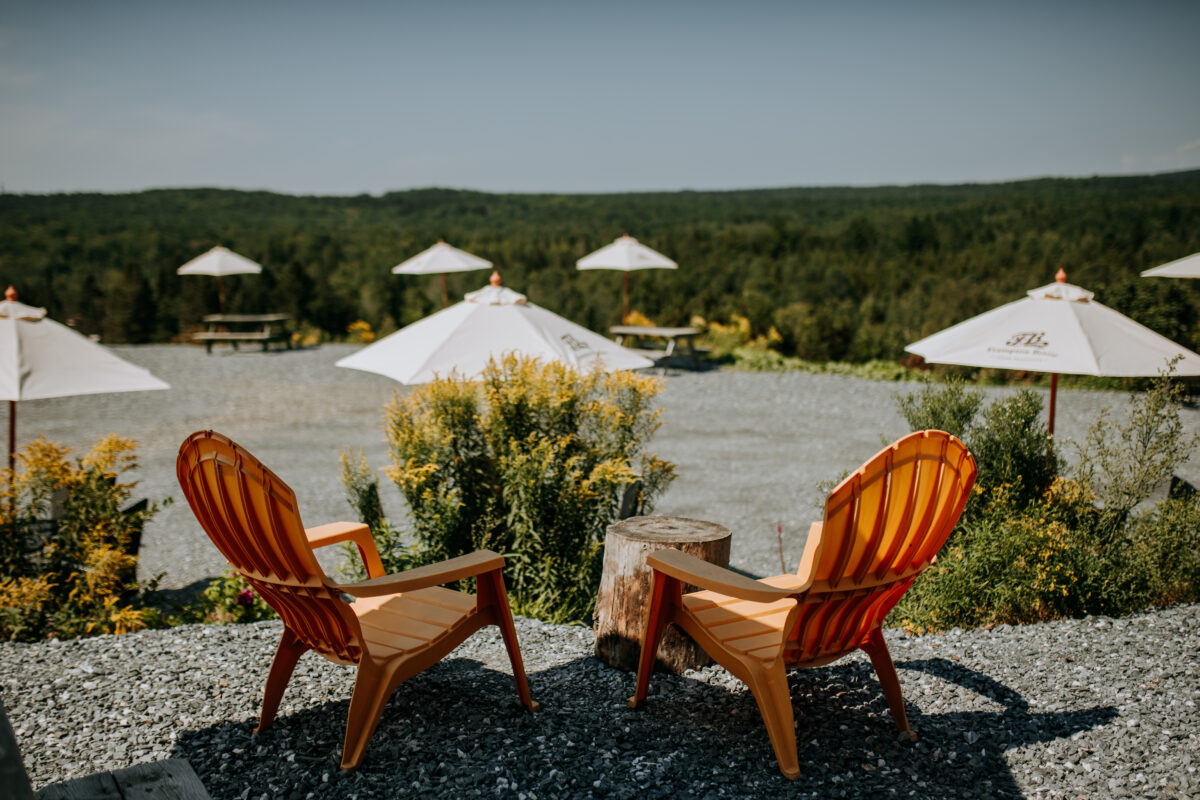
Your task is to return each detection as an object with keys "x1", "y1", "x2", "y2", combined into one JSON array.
[
  {"x1": 905, "y1": 273, "x2": 1200, "y2": 376},
  {"x1": 392, "y1": 240, "x2": 493, "y2": 308},
  {"x1": 577, "y1": 234, "x2": 677, "y2": 320},
  {"x1": 176, "y1": 245, "x2": 263, "y2": 277},
  {"x1": 576, "y1": 234, "x2": 678, "y2": 272},
  {"x1": 177, "y1": 245, "x2": 263, "y2": 313},
  {"x1": 0, "y1": 286, "x2": 169, "y2": 469},
  {"x1": 391, "y1": 240, "x2": 492, "y2": 275},
  {"x1": 905, "y1": 270, "x2": 1200, "y2": 433},
  {"x1": 337, "y1": 273, "x2": 654, "y2": 384},
  {"x1": 0, "y1": 292, "x2": 169, "y2": 401},
  {"x1": 1141, "y1": 251, "x2": 1200, "y2": 279}
]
